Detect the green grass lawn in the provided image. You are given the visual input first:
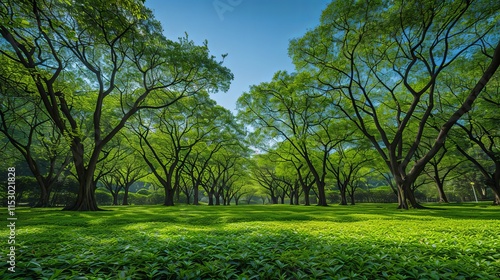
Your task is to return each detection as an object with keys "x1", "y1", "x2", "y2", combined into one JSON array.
[{"x1": 1, "y1": 203, "x2": 499, "y2": 279}]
